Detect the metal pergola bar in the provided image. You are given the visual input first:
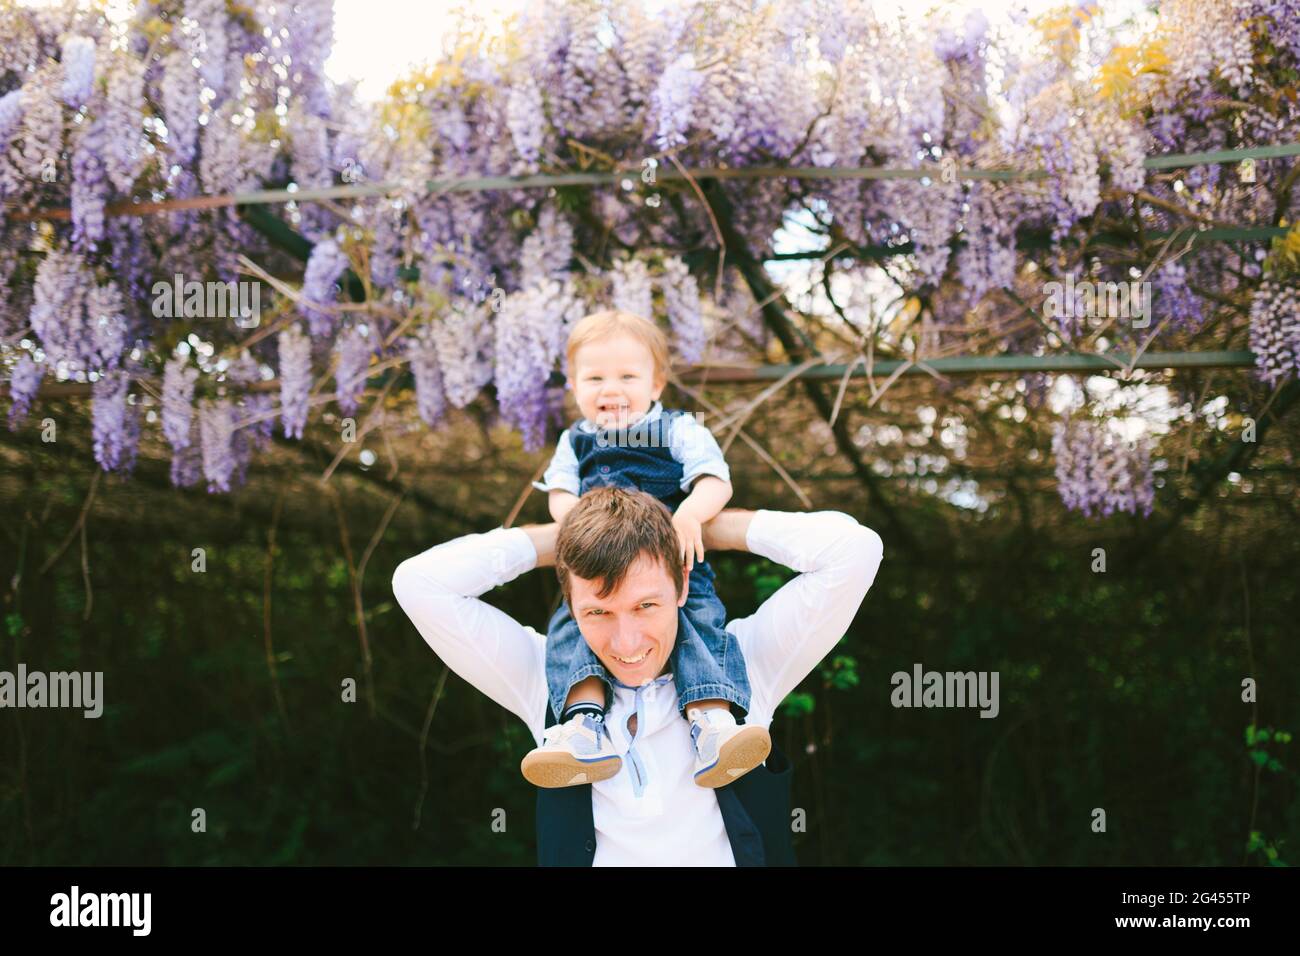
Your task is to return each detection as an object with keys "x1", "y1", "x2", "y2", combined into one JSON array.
[
  {"x1": 31, "y1": 350, "x2": 1258, "y2": 400},
  {"x1": 678, "y1": 350, "x2": 1258, "y2": 383},
  {"x1": 9, "y1": 142, "x2": 1299, "y2": 221}
]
